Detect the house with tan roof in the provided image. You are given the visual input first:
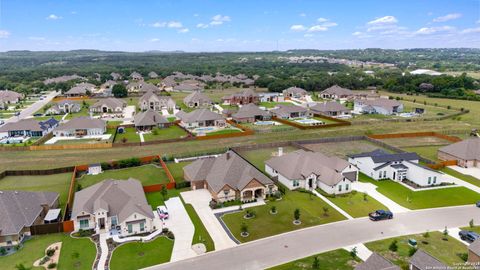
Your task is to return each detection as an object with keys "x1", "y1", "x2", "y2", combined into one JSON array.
[
  {"x1": 438, "y1": 138, "x2": 480, "y2": 168},
  {"x1": 71, "y1": 179, "x2": 155, "y2": 236},
  {"x1": 53, "y1": 116, "x2": 106, "y2": 137},
  {"x1": 89, "y1": 98, "x2": 126, "y2": 114},
  {"x1": 355, "y1": 252, "x2": 400, "y2": 270},
  {"x1": 130, "y1": 71, "x2": 143, "y2": 81},
  {"x1": 232, "y1": 103, "x2": 271, "y2": 123},
  {"x1": 178, "y1": 108, "x2": 226, "y2": 129},
  {"x1": 0, "y1": 90, "x2": 23, "y2": 109},
  {"x1": 271, "y1": 104, "x2": 311, "y2": 119},
  {"x1": 65, "y1": 83, "x2": 96, "y2": 97},
  {"x1": 266, "y1": 149, "x2": 358, "y2": 193},
  {"x1": 134, "y1": 109, "x2": 171, "y2": 131},
  {"x1": 354, "y1": 98, "x2": 403, "y2": 115},
  {"x1": 319, "y1": 85, "x2": 355, "y2": 100},
  {"x1": 309, "y1": 101, "x2": 350, "y2": 117},
  {"x1": 468, "y1": 238, "x2": 480, "y2": 265},
  {"x1": 183, "y1": 151, "x2": 277, "y2": 202},
  {"x1": 409, "y1": 249, "x2": 447, "y2": 270},
  {"x1": 183, "y1": 91, "x2": 213, "y2": 108},
  {"x1": 222, "y1": 89, "x2": 259, "y2": 105},
  {"x1": 148, "y1": 71, "x2": 159, "y2": 78},
  {"x1": 139, "y1": 91, "x2": 176, "y2": 111}
]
